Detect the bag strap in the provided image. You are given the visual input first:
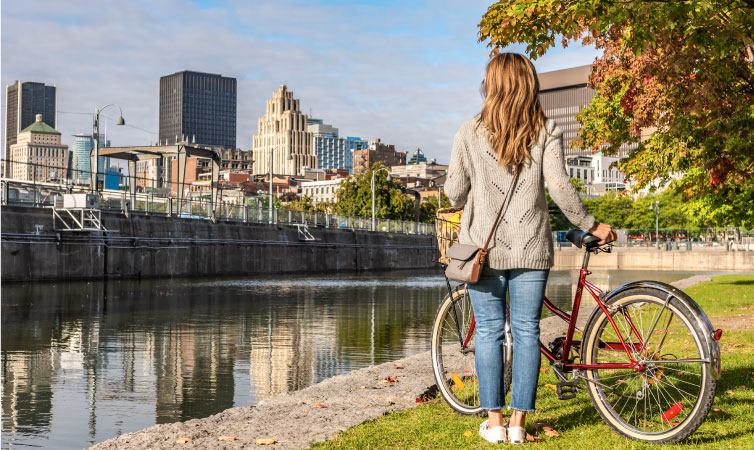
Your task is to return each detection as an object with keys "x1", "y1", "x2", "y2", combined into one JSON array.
[{"x1": 482, "y1": 164, "x2": 521, "y2": 252}]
